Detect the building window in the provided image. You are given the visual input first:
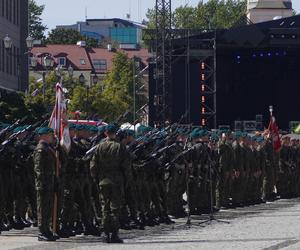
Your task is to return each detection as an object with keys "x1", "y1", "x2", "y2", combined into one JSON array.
[
  {"x1": 8, "y1": 0, "x2": 11, "y2": 22},
  {"x1": 13, "y1": 0, "x2": 16, "y2": 24},
  {"x1": 92, "y1": 59, "x2": 107, "y2": 71},
  {"x1": 6, "y1": 0, "x2": 8, "y2": 20},
  {"x1": 13, "y1": 46, "x2": 16, "y2": 76},
  {"x1": 1, "y1": 42, "x2": 4, "y2": 72},
  {"x1": 1, "y1": 0, "x2": 4, "y2": 16},
  {"x1": 58, "y1": 57, "x2": 66, "y2": 66},
  {"x1": 80, "y1": 59, "x2": 86, "y2": 65},
  {"x1": 16, "y1": 0, "x2": 19, "y2": 25}
]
